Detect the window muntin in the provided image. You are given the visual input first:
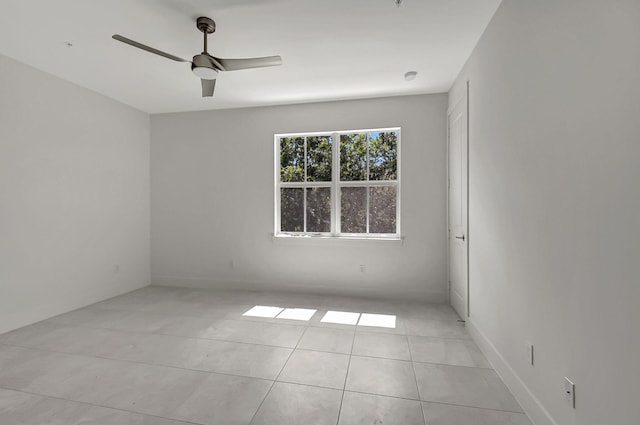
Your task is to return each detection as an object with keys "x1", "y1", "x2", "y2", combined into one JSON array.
[{"x1": 275, "y1": 128, "x2": 400, "y2": 238}]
